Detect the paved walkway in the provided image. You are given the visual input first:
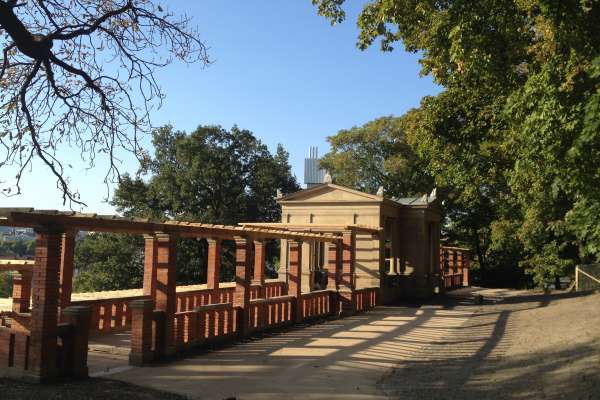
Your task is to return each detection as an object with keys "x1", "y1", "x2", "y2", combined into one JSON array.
[
  {"x1": 91, "y1": 288, "x2": 600, "y2": 399},
  {"x1": 106, "y1": 302, "x2": 475, "y2": 400}
]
